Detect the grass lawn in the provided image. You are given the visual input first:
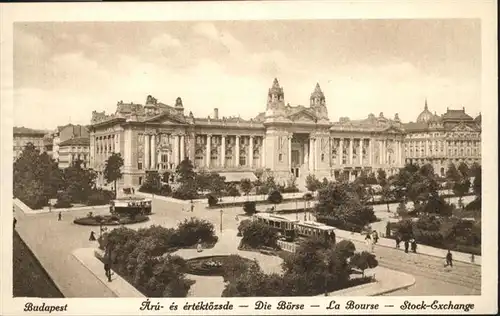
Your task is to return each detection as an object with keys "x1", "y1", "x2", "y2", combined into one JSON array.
[{"x1": 13, "y1": 230, "x2": 64, "y2": 298}]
